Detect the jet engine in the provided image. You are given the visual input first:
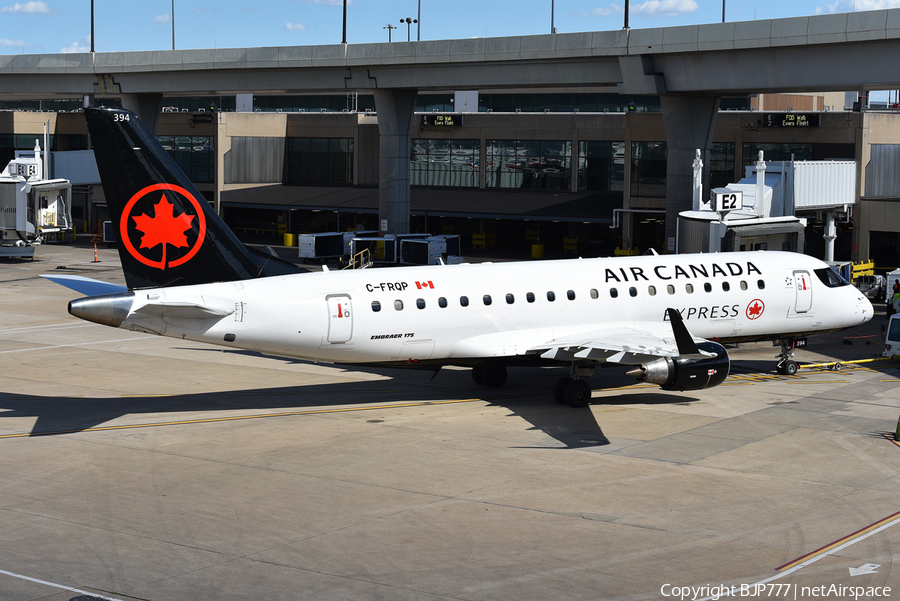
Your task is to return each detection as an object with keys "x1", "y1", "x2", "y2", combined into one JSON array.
[{"x1": 626, "y1": 341, "x2": 729, "y2": 391}]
